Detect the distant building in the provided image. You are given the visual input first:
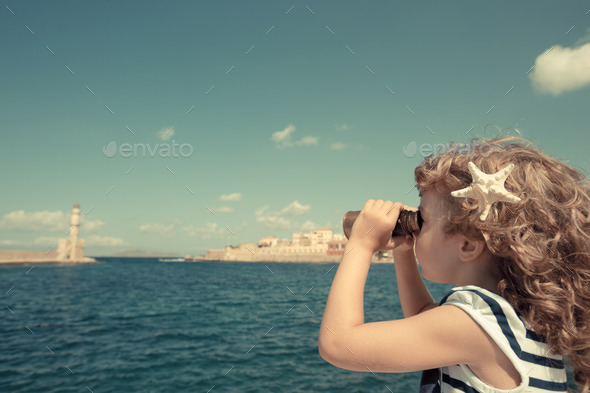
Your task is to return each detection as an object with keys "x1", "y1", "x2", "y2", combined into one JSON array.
[
  {"x1": 310, "y1": 228, "x2": 333, "y2": 245},
  {"x1": 327, "y1": 239, "x2": 347, "y2": 256},
  {"x1": 292, "y1": 232, "x2": 311, "y2": 247},
  {"x1": 57, "y1": 202, "x2": 86, "y2": 261},
  {"x1": 258, "y1": 237, "x2": 279, "y2": 247},
  {"x1": 0, "y1": 202, "x2": 96, "y2": 265},
  {"x1": 186, "y1": 222, "x2": 397, "y2": 263}
]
